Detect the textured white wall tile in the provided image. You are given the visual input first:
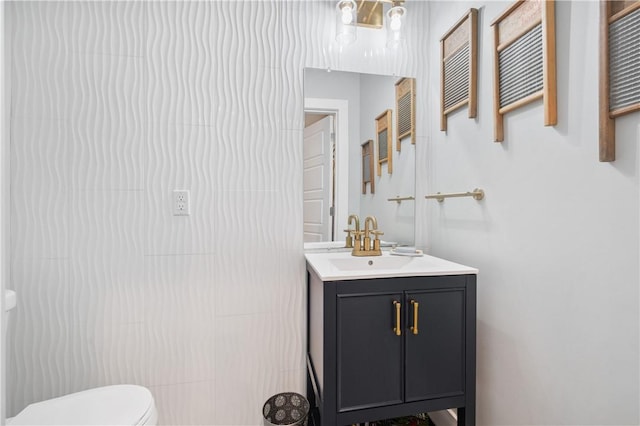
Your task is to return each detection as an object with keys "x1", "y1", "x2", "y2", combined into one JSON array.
[
  {"x1": 210, "y1": 1, "x2": 282, "y2": 131},
  {"x1": 213, "y1": 190, "x2": 282, "y2": 250},
  {"x1": 149, "y1": 380, "x2": 216, "y2": 426},
  {"x1": 143, "y1": 255, "x2": 216, "y2": 387},
  {"x1": 8, "y1": 259, "x2": 73, "y2": 415},
  {"x1": 68, "y1": 321, "x2": 149, "y2": 393},
  {"x1": 69, "y1": 190, "x2": 145, "y2": 258},
  {"x1": 66, "y1": 254, "x2": 147, "y2": 390},
  {"x1": 10, "y1": 118, "x2": 70, "y2": 191},
  {"x1": 278, "y1": 368, "x2": 306, "y2": 397},
  {"x1": 66, "y1": 1, "x2": 146, "y2": 58},
  {"x1": 147, "y1": 1, "x2": 214, "y2": 127},
  {"x1": 277, "y1": 130, "x2": 304, "y2": 251},
  {"x1": 214, "y1": 247, "x2": 281, "y2": 317},
  {"x1": 276, "y1": 250, "x2": 307, "y2": 373},
  {"x1": 10, "y1": 118, "x2": 70, "y2": 259},
  {"x1": 213, "y1": 65, "x2": 283, "y2": 132},
  {"x1": 69, "y1": 254, "x2": 146, "y2": 330},
  {"x1": 67, "y1": 55, "x2": 145, "y2": 191},
  {"x1": 145, "y1": 123, "x2": 216, "y2": 256},
  {"x1": 214, "y1": 126, "x2": 284, "y2": 192},
  {"x1": 9, "y1": 2, "x2": 73, "y2": 121},
  {"x1": 214, "y1": 313, "x2": 281, "y2": 426}
]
